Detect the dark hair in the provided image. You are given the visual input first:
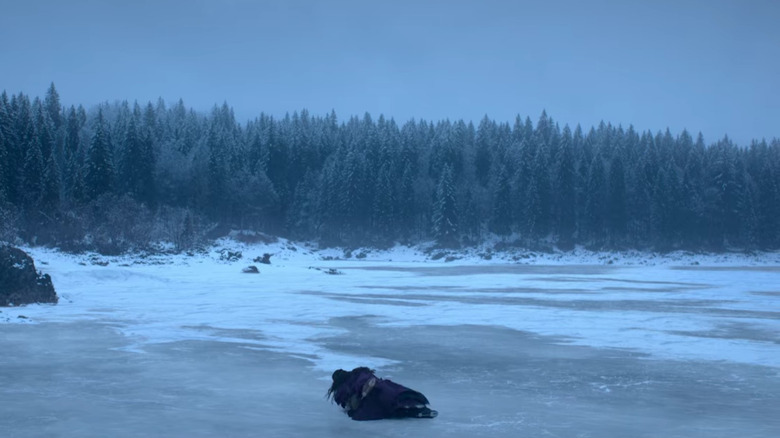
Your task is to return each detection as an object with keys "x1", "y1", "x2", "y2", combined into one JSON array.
[
  {"x1": 327, "y1": 369, "x2": 349, "y2": 400},
  {"x1": 326, "y1": 367, "x2": 376, "y2": 401}
]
